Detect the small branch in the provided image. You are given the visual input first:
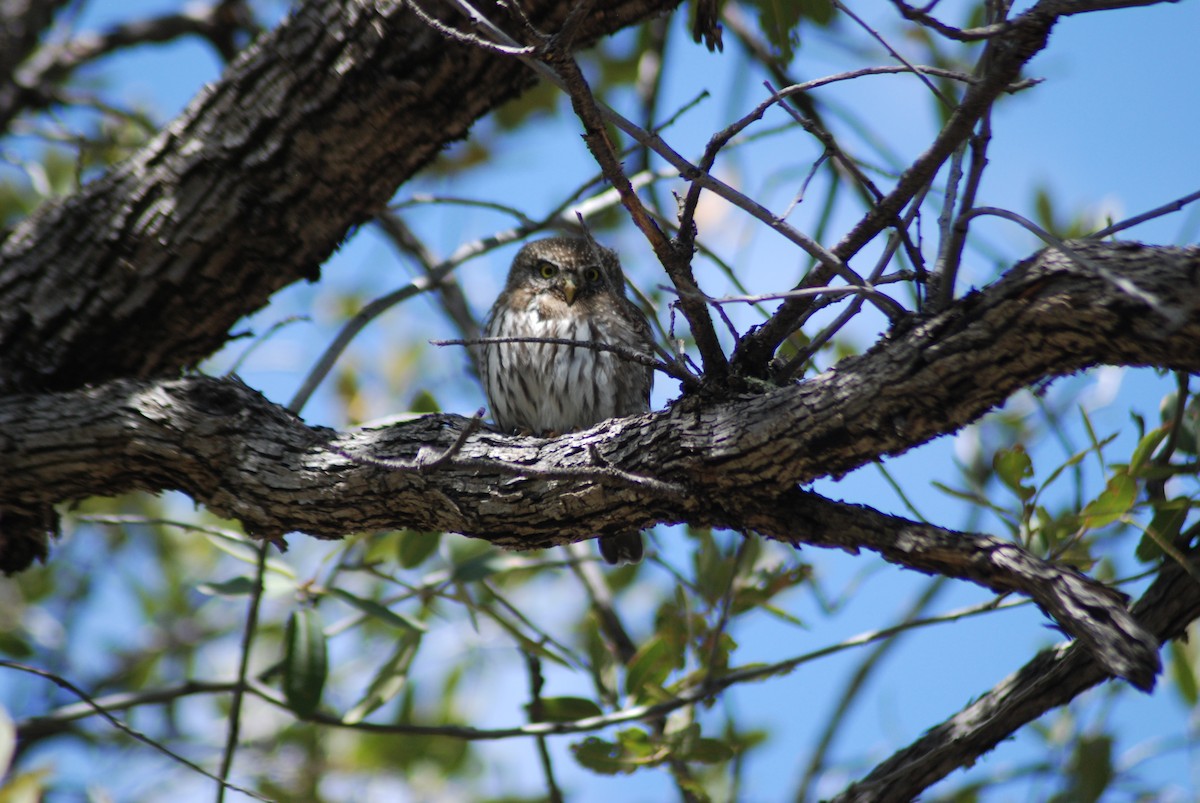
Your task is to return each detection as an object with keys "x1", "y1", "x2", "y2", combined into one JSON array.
[
  {"x1": 0, "y1": 660, "x2": 269, "y2": 801},
  {"x1": 18, "y1": 679, "x2": 238, "y2": 739},
  {"x1": 832, "y1": 544, "x2": 1200, "y2": 802},
  {"x1": 1088, "y1": 187, "x2": 1200, "y2": 240},
  {"x1": 375, "y1": 212, "x2": 485, "y2": 380},
  {"x1": 542, "y1": 45, "x2": 731, "y2": 381},
  {"x1": 524, "y1": 653, "x2": 565, "y2": 803},
  {"x1": 239, "y1": 594, "x2": 1032, "y2": 740},
  {"x1": 962, "y1": 206, "x2": 1179, "y2": 325},
  {"x1": 888, "y1": 0, "x2": 1013, "y2": 41},
  {"x1": 833, "y1": 0, "x2": 955, "y2": 109},
  {"x1": 216, "y1": 544, "x2": 269, "y2": 802},
  {"x1": 931, "y1": 110, "x2": 993, "y2": 311},
  {"x1": 732, "y1": 1, "x2": 1063, "y2": 373},
  {"x1": 3, "y1": 2, "x2": 258, "y2": 127}
]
